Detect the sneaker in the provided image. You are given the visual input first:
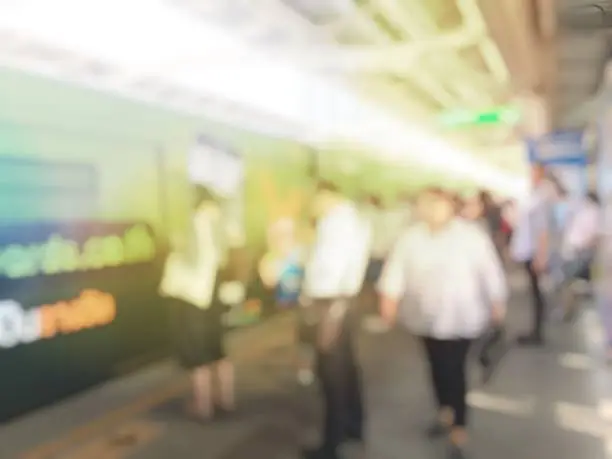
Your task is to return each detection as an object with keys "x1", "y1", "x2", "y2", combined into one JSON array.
[
  {"x1": 425, "y1": 421, "x2": 449, "y2": 438},
  {"x1": 516, "y1": 334, "x2": 544, "y2": 347}
]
